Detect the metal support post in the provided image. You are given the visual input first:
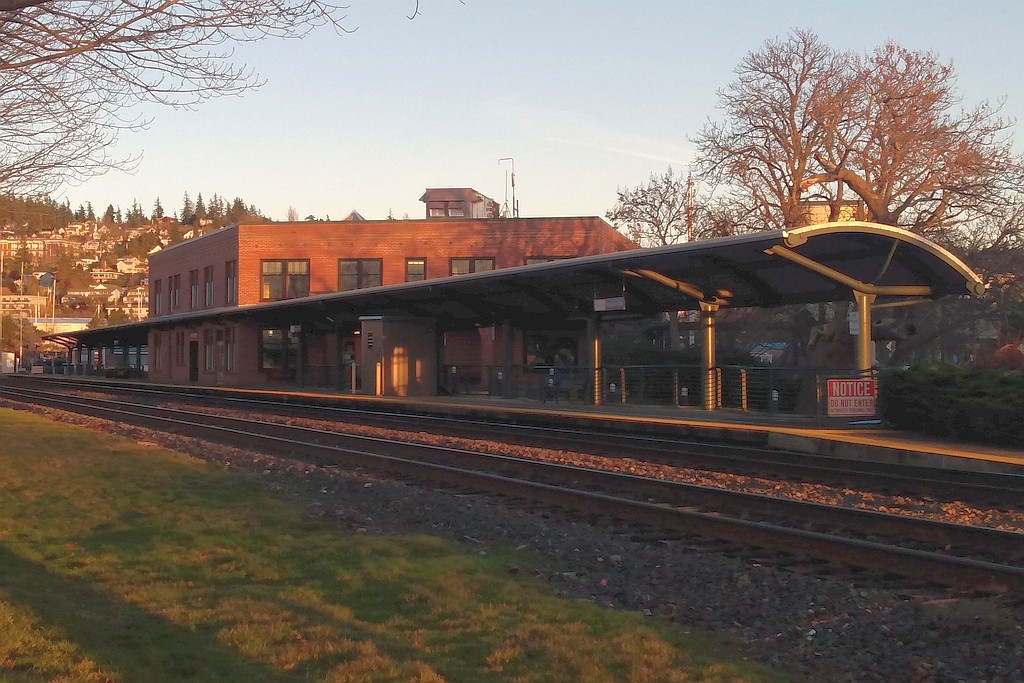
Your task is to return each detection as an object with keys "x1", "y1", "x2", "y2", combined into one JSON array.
[
  {"x1": 854, "y1": 291, "x2": 876, "y2": 375},
  {"x1": 700, "y1": 301, "x2": 719, "y2": 411},
  {"x1": 588, "y1": 316, "x2": 602, "y2": 406}
]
